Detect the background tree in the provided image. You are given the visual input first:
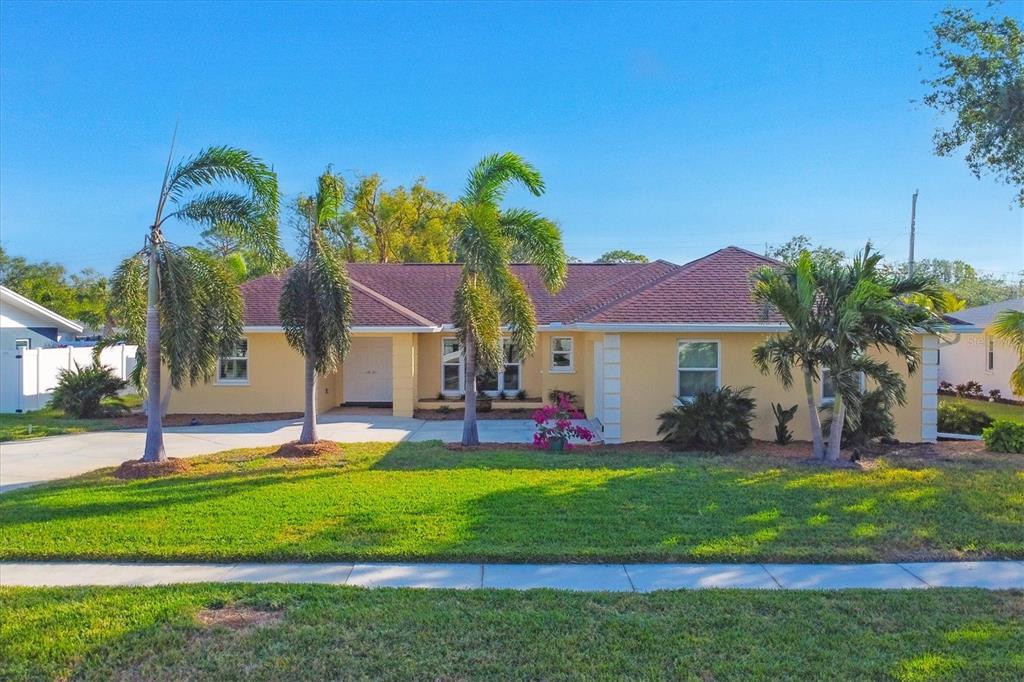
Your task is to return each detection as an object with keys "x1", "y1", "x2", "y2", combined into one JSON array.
[
  {"x1": 815, "y1": 245, "x2": 947, "y2": 461},
  {"x1": 279, "y1": 168, "x2": 353, "y2": 444},
  {"x1": 452, "y1": 152, "x2": 567, "y2": 445},
  {"x1": 752, "y1": 252, "x2": 829, "y2": 459},
  {"x1": 922, "y1": 4, "x2": 1023, "y2": 206},
  {"x1": 991, "y1": 308, "x2": 1024, "y2": 395},
  {"x1": 107, "y1": 144, "x2": 282, "y2": 463},
  {"x1": 0, "y1": 247, "x2": 111, "y2": 330},
  {"x1": 349, "y1": 174, "x2": 456, "y2": 263},
  {"x1": 595, "y1": 249, "x2": 649, "y2": 263},
  {"x1": 885, "y1": 258, "x2": 1021, "y2": 307},
  {"x1": 768, "y1": 235, "x2": 846, "y2": 268}
]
